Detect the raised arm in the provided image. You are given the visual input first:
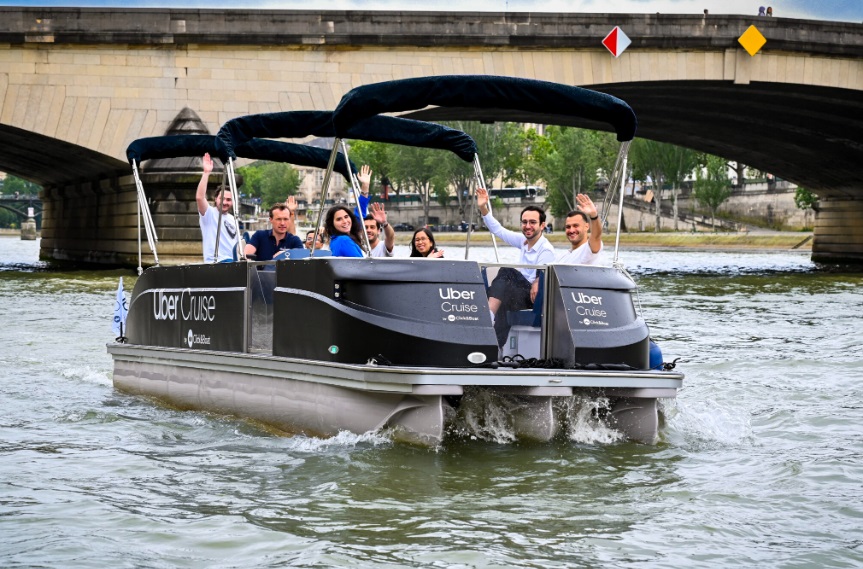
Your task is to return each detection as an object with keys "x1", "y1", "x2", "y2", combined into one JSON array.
[
  {"x1": 576, "y1": 193, "x2": 603, "y2": 253},
  {"x1": 196, "y1": 153, "x2": 213, "y2": 216},
  {"x1": 285, "y1": 195, "x2": 298, "y2": 235},
  {"x1": 476, "y1": 187, "x2": 490, "y2": 216},
  {"x1": 370, "y1": 202, "x2": 395, "y2": 254}
]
